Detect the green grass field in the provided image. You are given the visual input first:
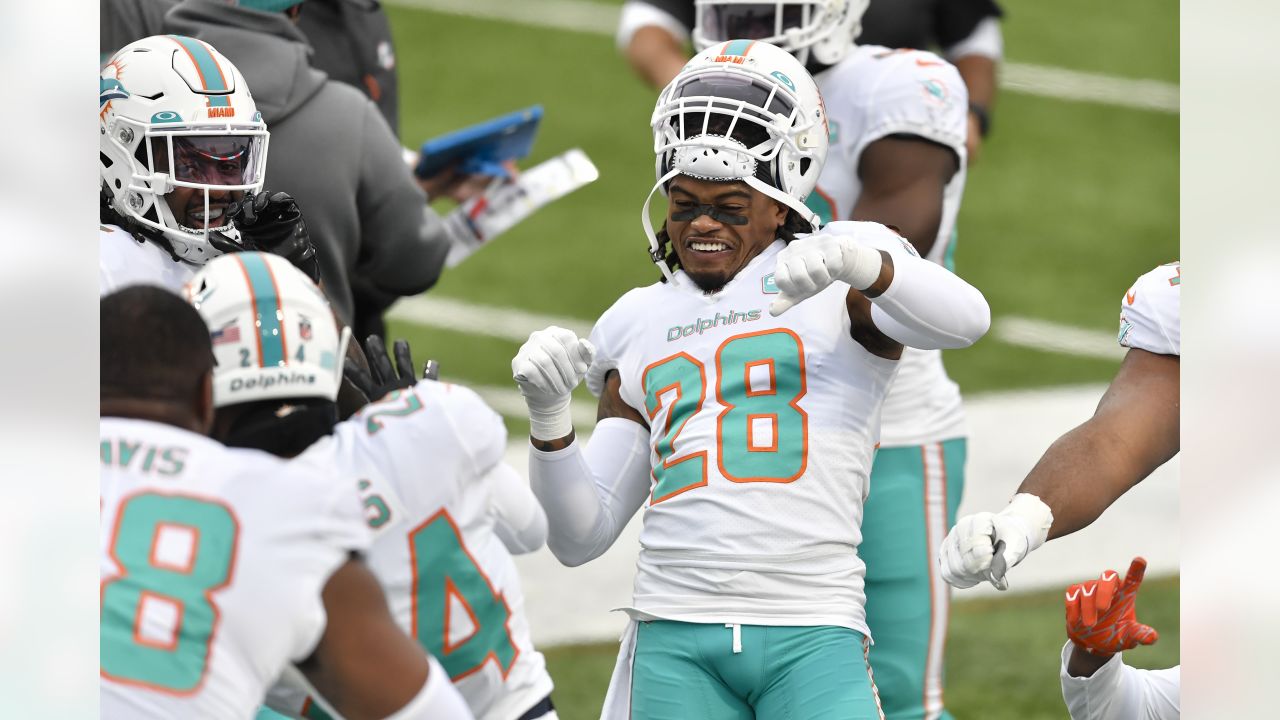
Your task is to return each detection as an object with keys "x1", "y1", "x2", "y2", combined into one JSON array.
[{"x1": 379, "y1": 1, "x2": 1179, "y2": 716}]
